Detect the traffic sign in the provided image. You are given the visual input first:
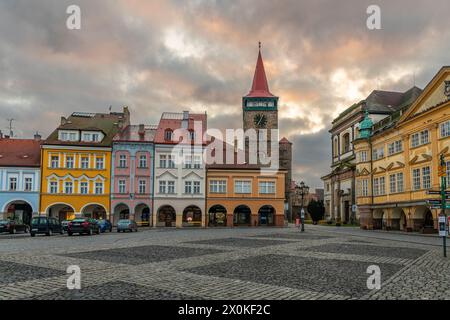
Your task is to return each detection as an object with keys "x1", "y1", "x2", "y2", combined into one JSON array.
[{"x1": 427, "y1": 190, "x2": 450, "y2": 196}]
